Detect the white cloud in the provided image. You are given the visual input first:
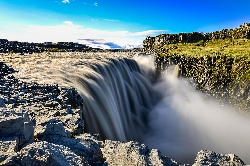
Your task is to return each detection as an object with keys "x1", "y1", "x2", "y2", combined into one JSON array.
[
  {"x1": 62, "y1": 0, "x2": 70, "y2": 3},
  {"x1": 63, "y1": 21, "x2": 74, "y2": 26},
  {"x1": 91, "y1": 19, "x2": 98, "y2": 22},
  {"x1": 94, "y1": 2, "x2": 97, "y2": 6},
  {"x1": 133, "y1": 30, "x2": 166, "y2": 36},
  {"x1": 104, "y1": 19, "x2": 118, "y2": 22},
  {"x1": 0, "y1": 21, "x2": 167, "y2": 46}
]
